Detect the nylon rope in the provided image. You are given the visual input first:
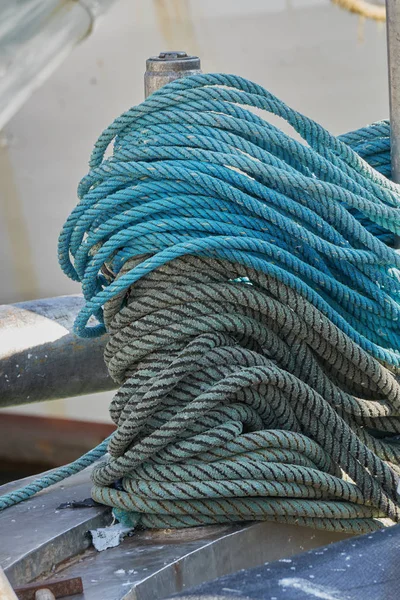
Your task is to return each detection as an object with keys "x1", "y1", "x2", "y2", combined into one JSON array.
[
  {"x1": 332, "y1": 0, "x2": 386, "y2": 22},
  {"x1": 2, "y1": 73, "x2": 400, "y2": 535}
]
